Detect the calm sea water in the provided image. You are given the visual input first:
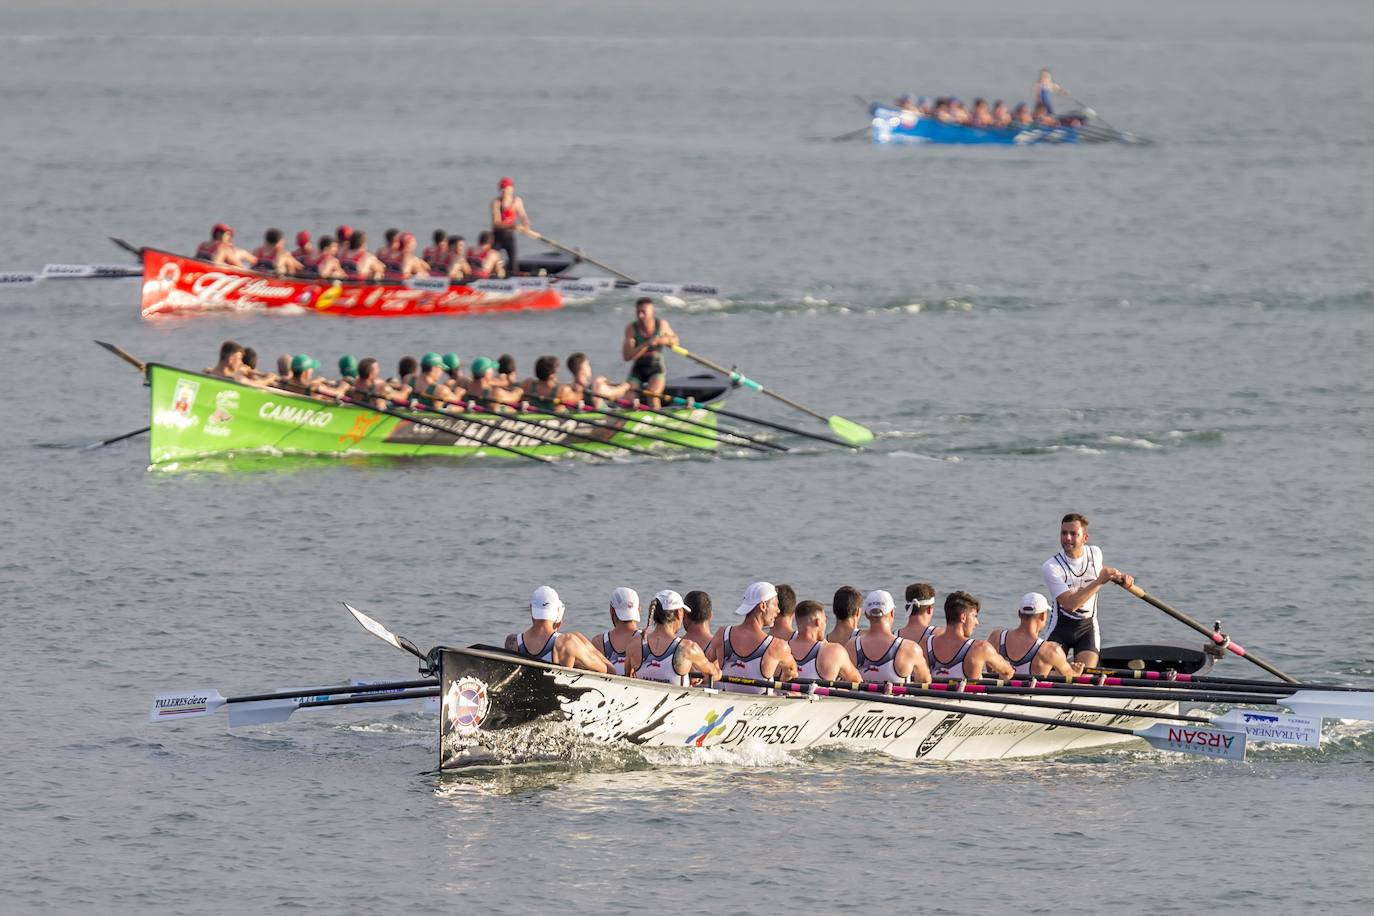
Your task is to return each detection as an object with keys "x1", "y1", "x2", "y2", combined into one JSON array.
[{"x1": 3, "y1": 2, "x2": 1374, "y2": 913}]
